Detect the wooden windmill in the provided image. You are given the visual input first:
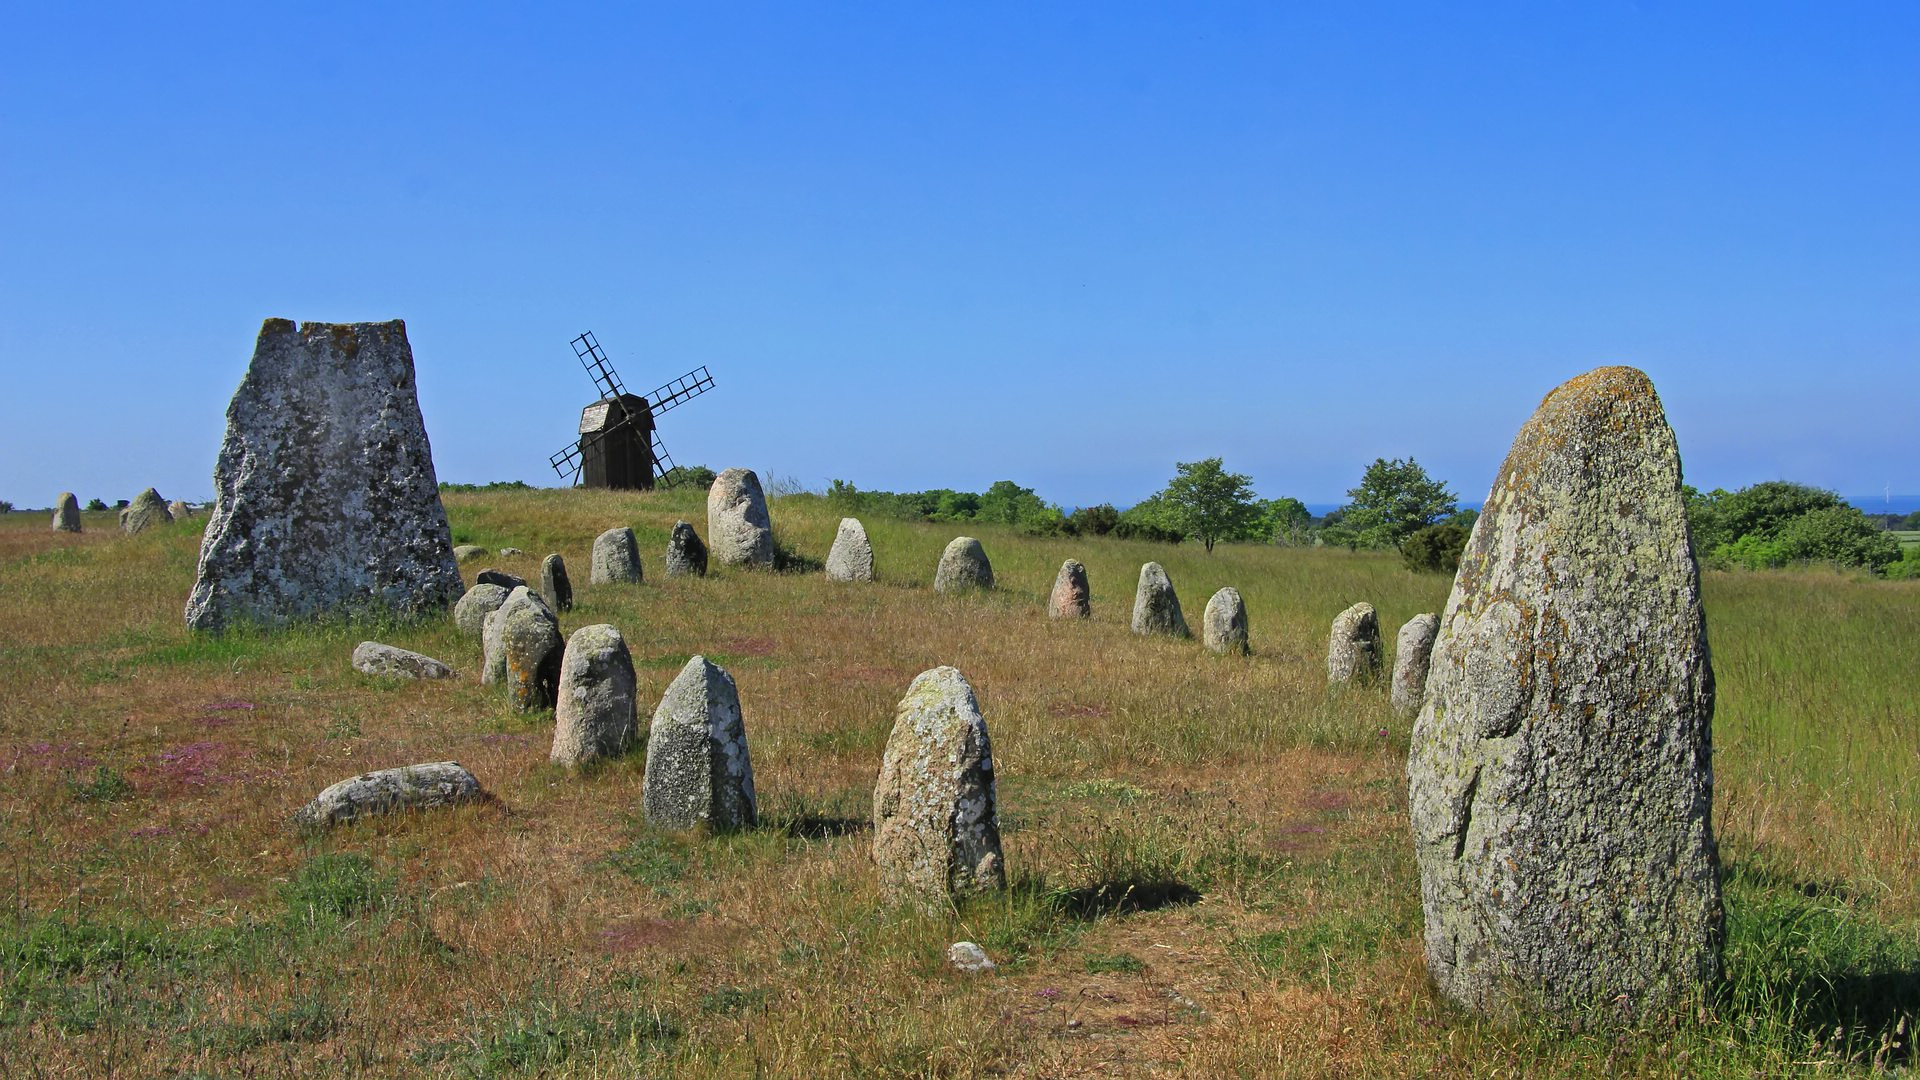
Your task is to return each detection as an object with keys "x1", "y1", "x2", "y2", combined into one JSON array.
[{"x1": 547, "y1": 331, "x2": 715, "y2": 490}]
